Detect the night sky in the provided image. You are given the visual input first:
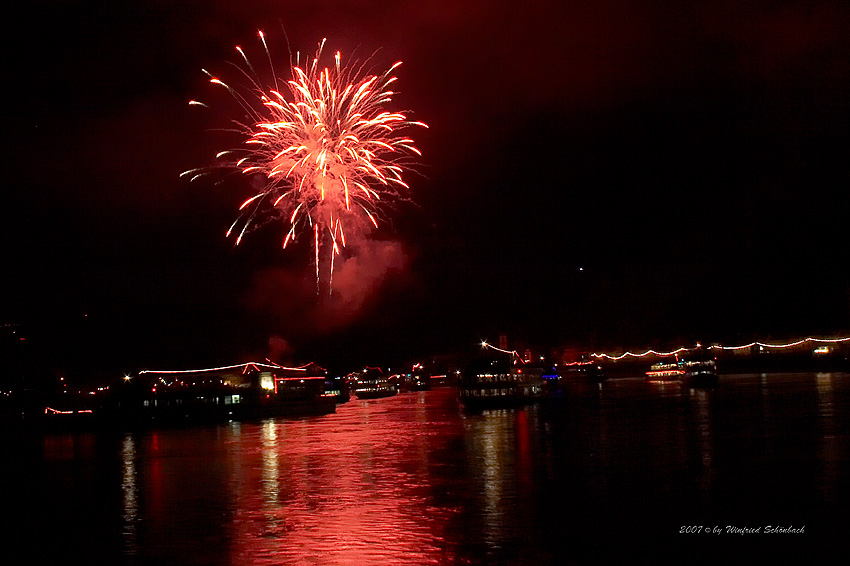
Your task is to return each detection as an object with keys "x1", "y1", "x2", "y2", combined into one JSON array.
[{"x1": 3, "y1": 1, "x2": 849, "y2": 381}]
